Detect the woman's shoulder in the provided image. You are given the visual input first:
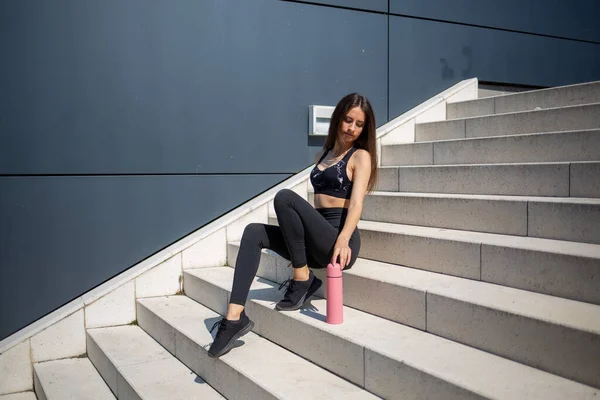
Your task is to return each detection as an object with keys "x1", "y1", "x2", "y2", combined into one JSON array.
[
  {"x1": 351, "y1": 148, "x2": 371, "y2": 164},
  {"x1": 353, "y1": 148, "x2": 369, "y2": 157}
]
